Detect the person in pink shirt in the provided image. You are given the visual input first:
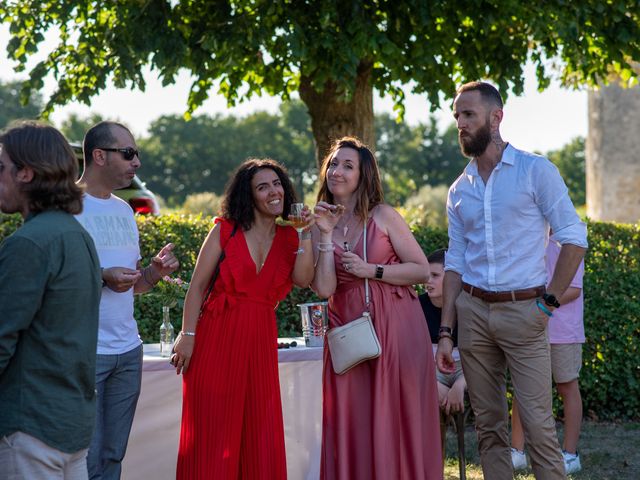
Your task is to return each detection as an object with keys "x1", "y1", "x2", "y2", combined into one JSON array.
[{"x1": 511, "y1": 235, "x2": 585, "y2": 474}]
